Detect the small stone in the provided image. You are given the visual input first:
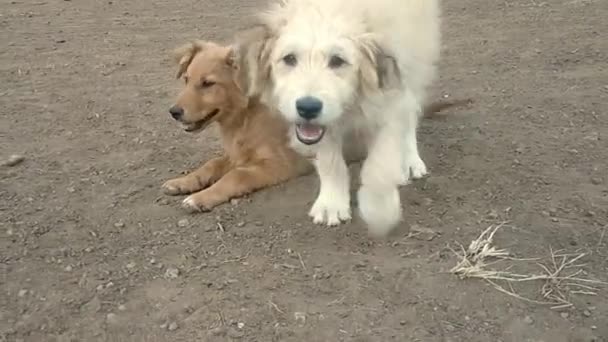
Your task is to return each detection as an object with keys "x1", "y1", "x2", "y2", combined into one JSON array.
[
  {"x1": 126, "y1": 262, "x2": 136, "y2": 269},
  {"x1": 149, "y1": 258, "x2": 156, "y2": 265},
  {"x1": 164, "y1": 267, "x2": 180, "y2": 279},
  {"x1": 551, "y1": 218, "x2": 559, "y2": 222},
  {"x1": 118, "y1": 305, "x2": 127, "y2": 311},
  {"x1": 65, "y1": 265, "x2": 73, "y2": 272},
  {"x1": 106, "y1": 313, "x2": 118, "y2": 325},
  {"x1": 590, "y1": 177, "x2": 603, "y2": 185},
  {"x1": 548, "y1": 208, "x2": 557, "y2": 217},
  {"x1": 209, "y1": 326, "x2": 227, "y2": 336},
  {"x1": 3, "y1": 154, "x2": 25, "y2": 167},
  {"x1": 168, "y1": 322, "x2": 179, "y2": 331},
  {"x1": 254, "y1": 221, "x2": 263, "y2": 227},
  {"x1": 230, "y1": 198, "x2": 240, "y2": 205},
  {"x1": 227, "y1": 328, "x2": 244, "y2": 338},
  {"x1": 583, "y1": 310, "x2": 591, "y2": 317},
  {"x1": 114, "y1": 221, "x2": 125, "y2": 228},
  {"x1": 524, "y1": 316, "x2": 534, "y2": 325},
  {"x1": 585, "y1": 210, "x2": 596, "y2": 217},
  {"x1": 237, "y1": 221, "x2": 245, "y2": 228},
  {"x1": 560, "y1": 312, "x2": 569, "y2": 319},
  {"x1": 177, "y1": 219, "x2": 189, "y2": 228},
  {"x1": 591, "y1": 325, "x2": 597, "y2": 330},
  {"x1": 18, "y1": 289, "x2": 28, "y2": 297},
  {"x1": 237, "y1": 322, "x2": 245, "y2": 329},
  {"x1": 160, "y1": 322, "x2": 168, "y2": 329},
  {"x1": 294, "y1": 312, "x2": 306, "y2": 325}
]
